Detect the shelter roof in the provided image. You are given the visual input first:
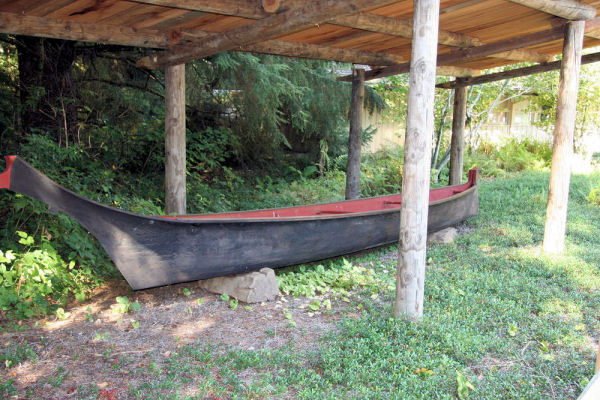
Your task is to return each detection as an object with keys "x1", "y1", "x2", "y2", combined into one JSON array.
[{"x1": 0, "y1": 0, "x2": 599, "y2": 78}]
